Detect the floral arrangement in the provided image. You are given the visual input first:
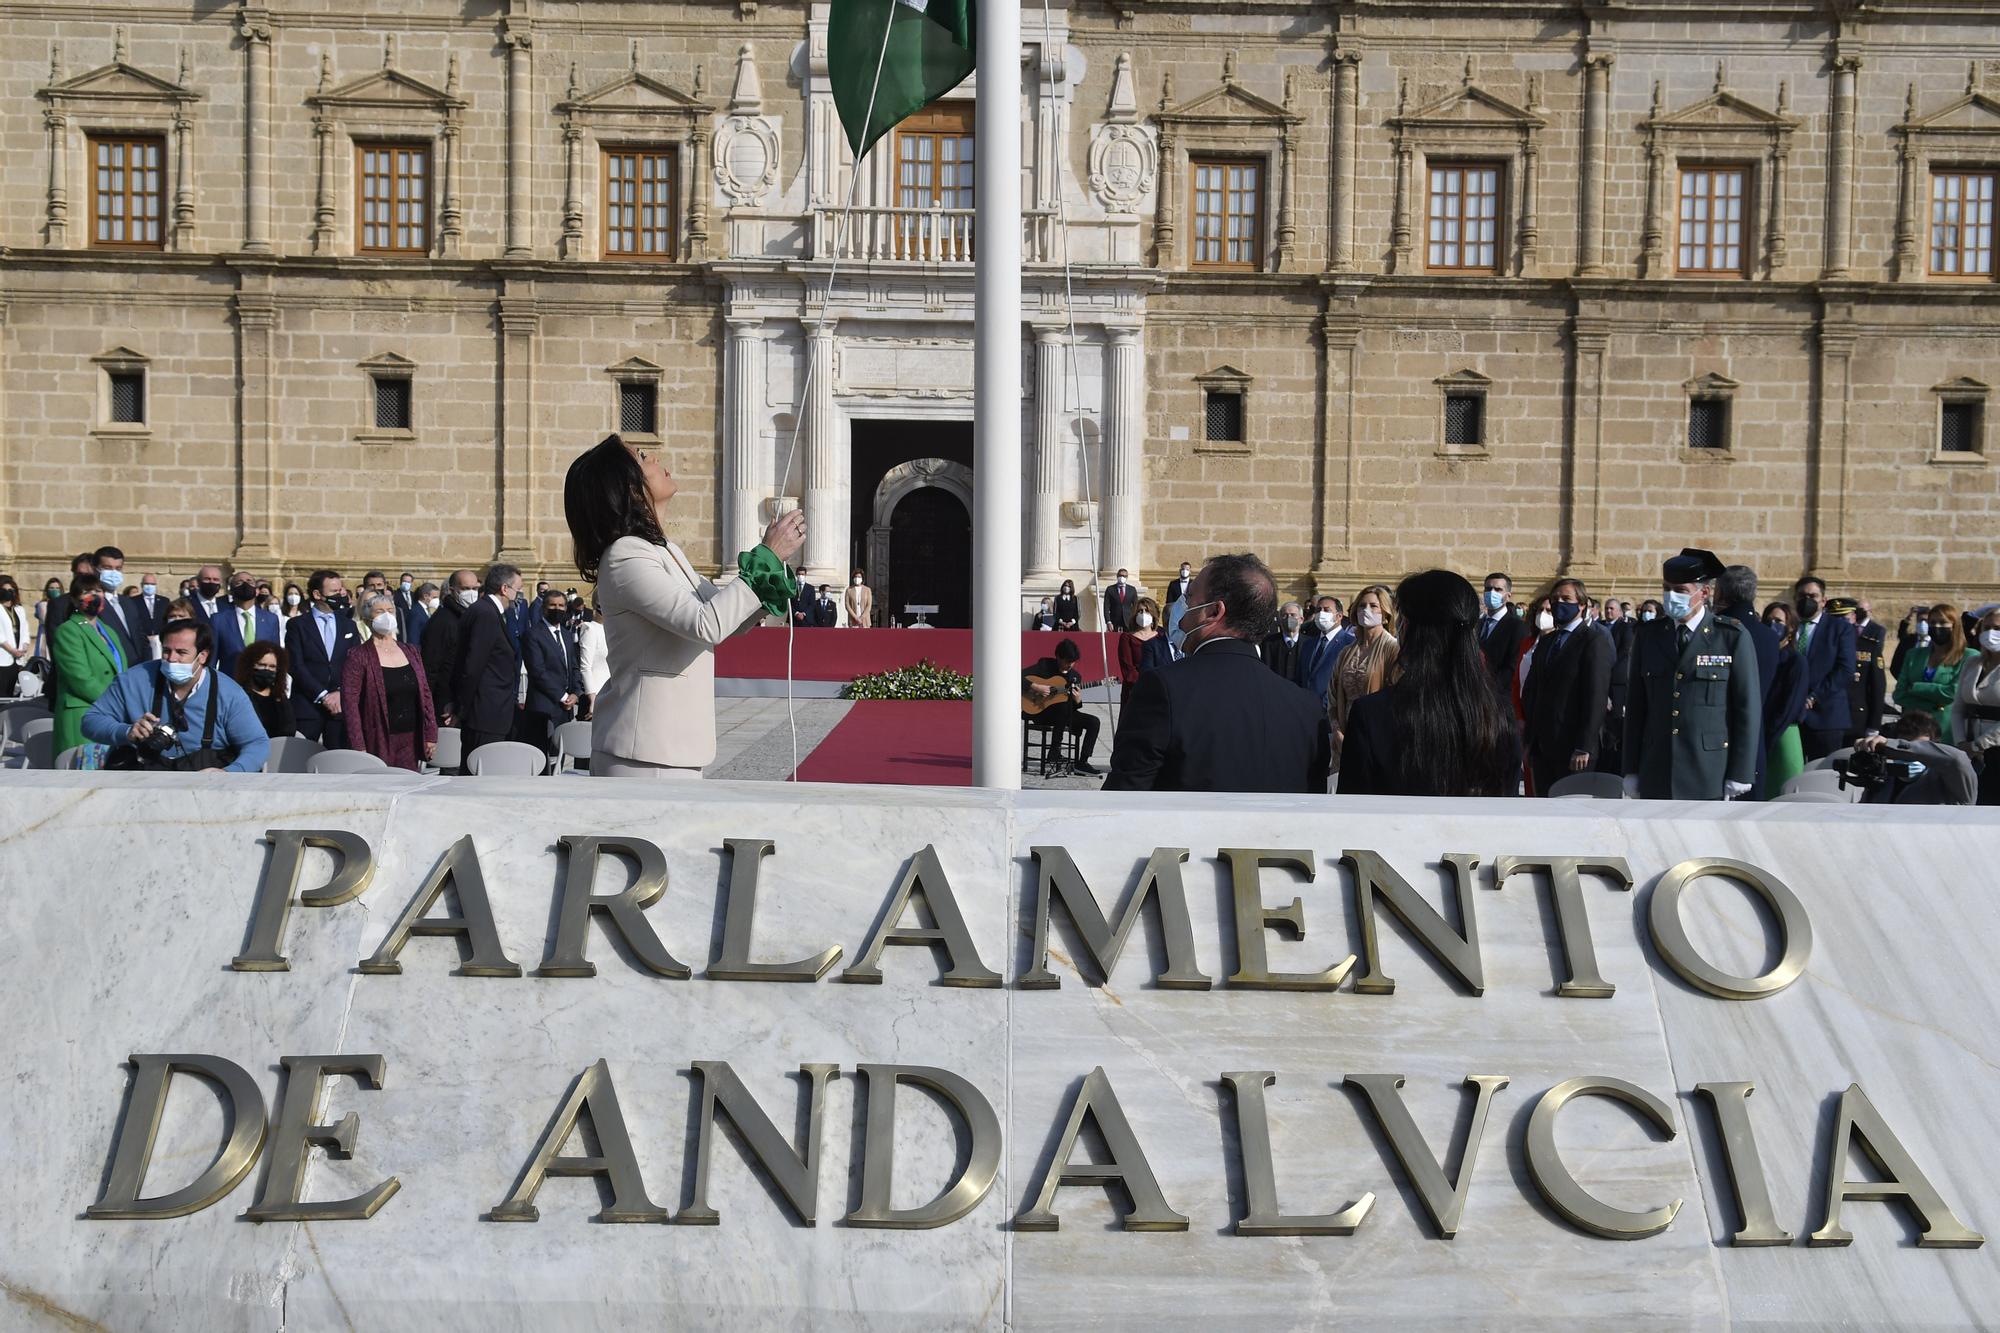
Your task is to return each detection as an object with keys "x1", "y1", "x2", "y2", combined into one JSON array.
[{"x1": 844, "y1": 659, "x2": 975, "y2": 701}]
